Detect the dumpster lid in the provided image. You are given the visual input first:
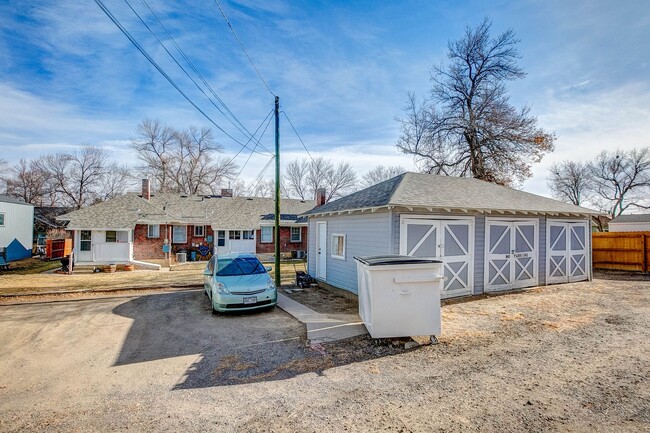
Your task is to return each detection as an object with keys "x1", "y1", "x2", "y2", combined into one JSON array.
[{"x1": 354, "y1": 255, "x2": 442, "y2": 266}]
